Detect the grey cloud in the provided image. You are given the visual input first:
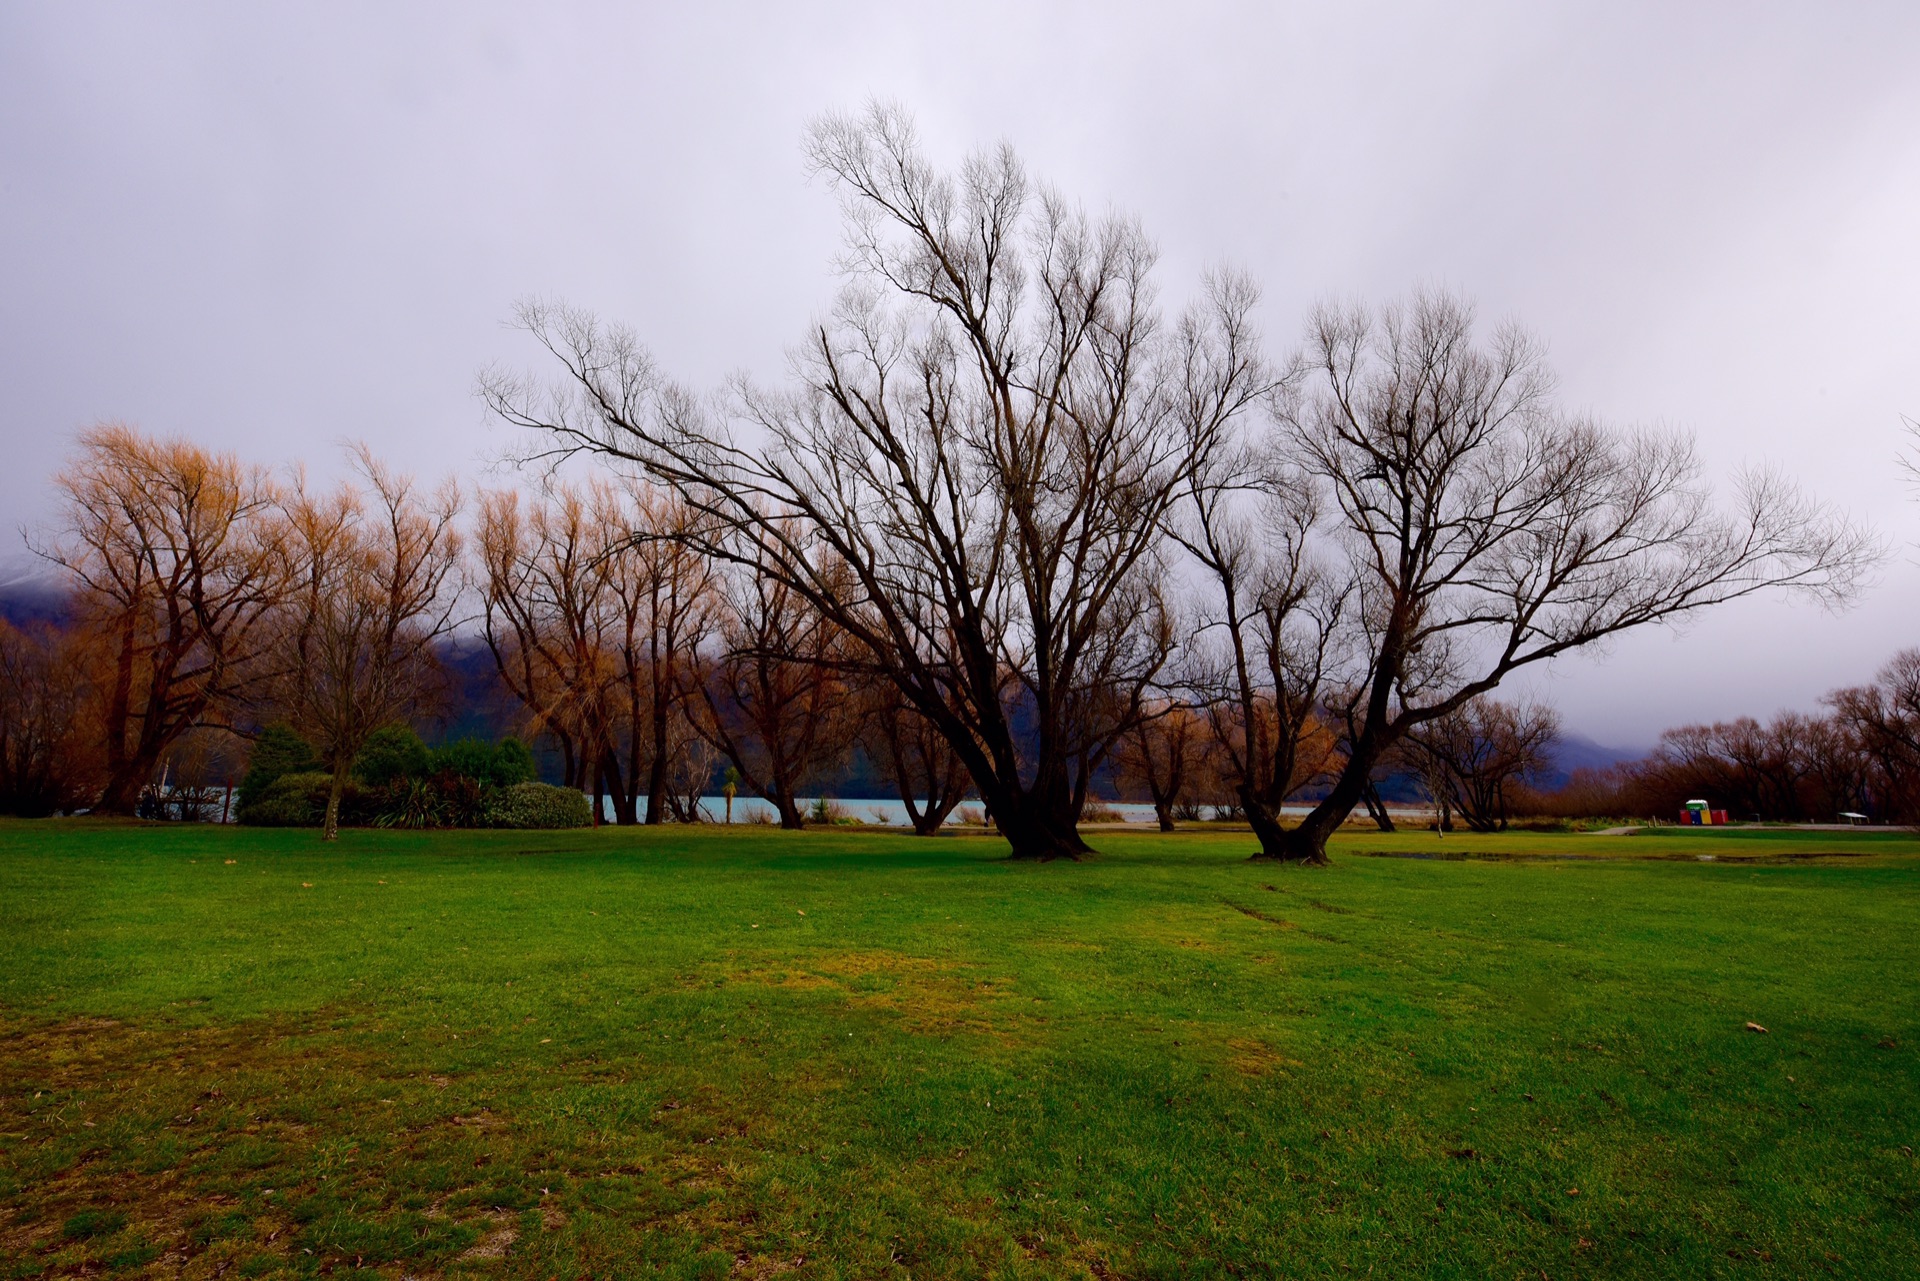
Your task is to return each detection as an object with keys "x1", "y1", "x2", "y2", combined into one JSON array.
[{"x1": 3, "y1": 0, "x2": 1916, "y2": 746}]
